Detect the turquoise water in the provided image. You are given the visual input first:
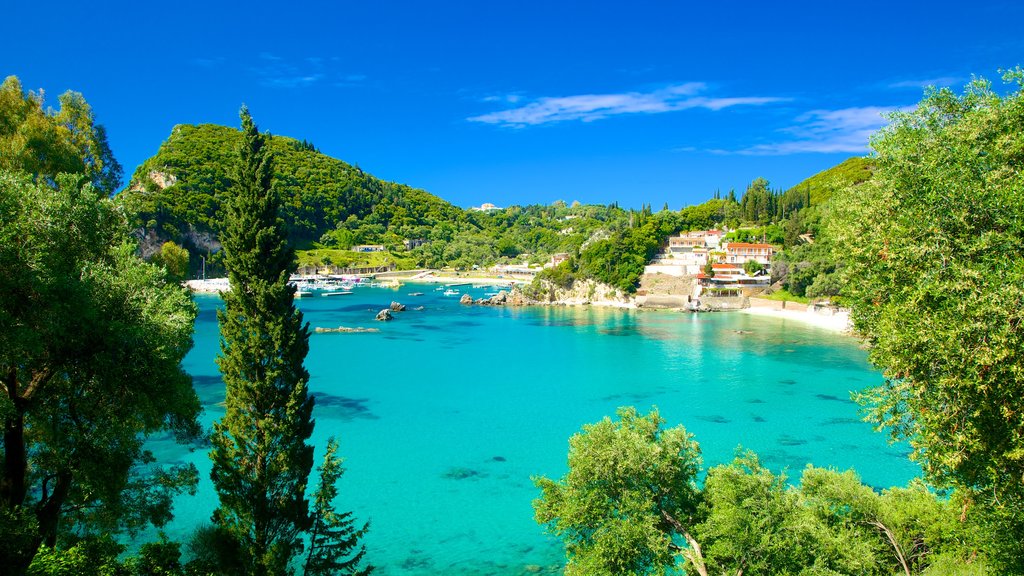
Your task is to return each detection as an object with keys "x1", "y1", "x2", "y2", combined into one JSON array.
[{"x1": 151, "y1": 285, "x2": 918, "y2": 575}]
